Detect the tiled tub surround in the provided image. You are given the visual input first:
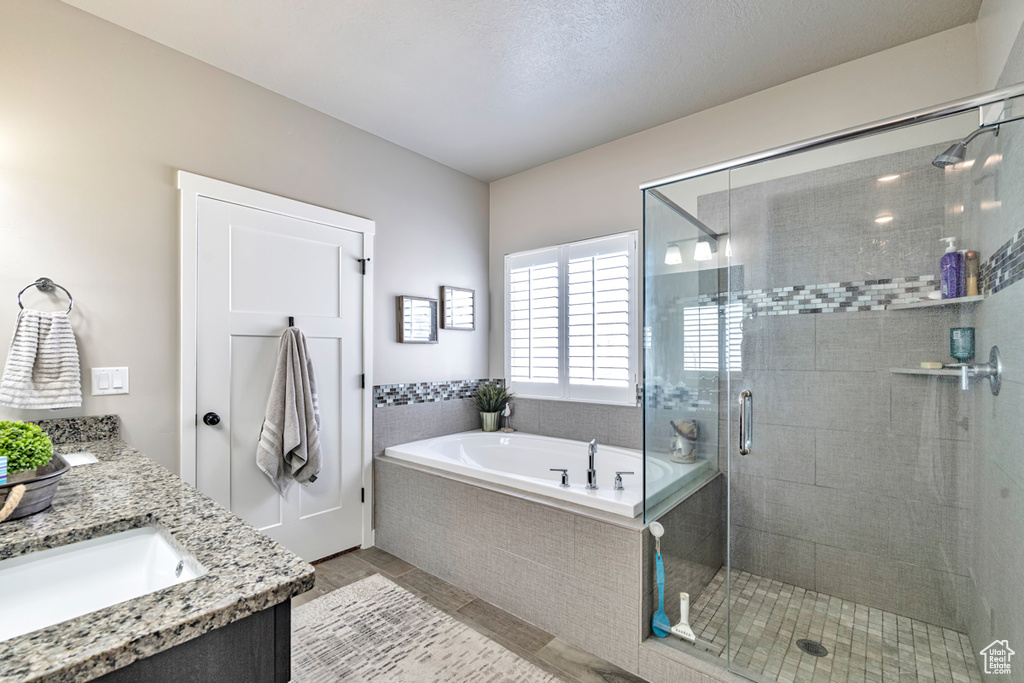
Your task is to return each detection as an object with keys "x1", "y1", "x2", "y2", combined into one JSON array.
[
  {"x1": 375, "y1": 453, "x2": 735, "y2": 682},
  {"x1": 374, "y1": 455, "x2": 648, "y2": 674},
  {"x1": 0, "y1": 422, "x2": 314, "y2": 682}
]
